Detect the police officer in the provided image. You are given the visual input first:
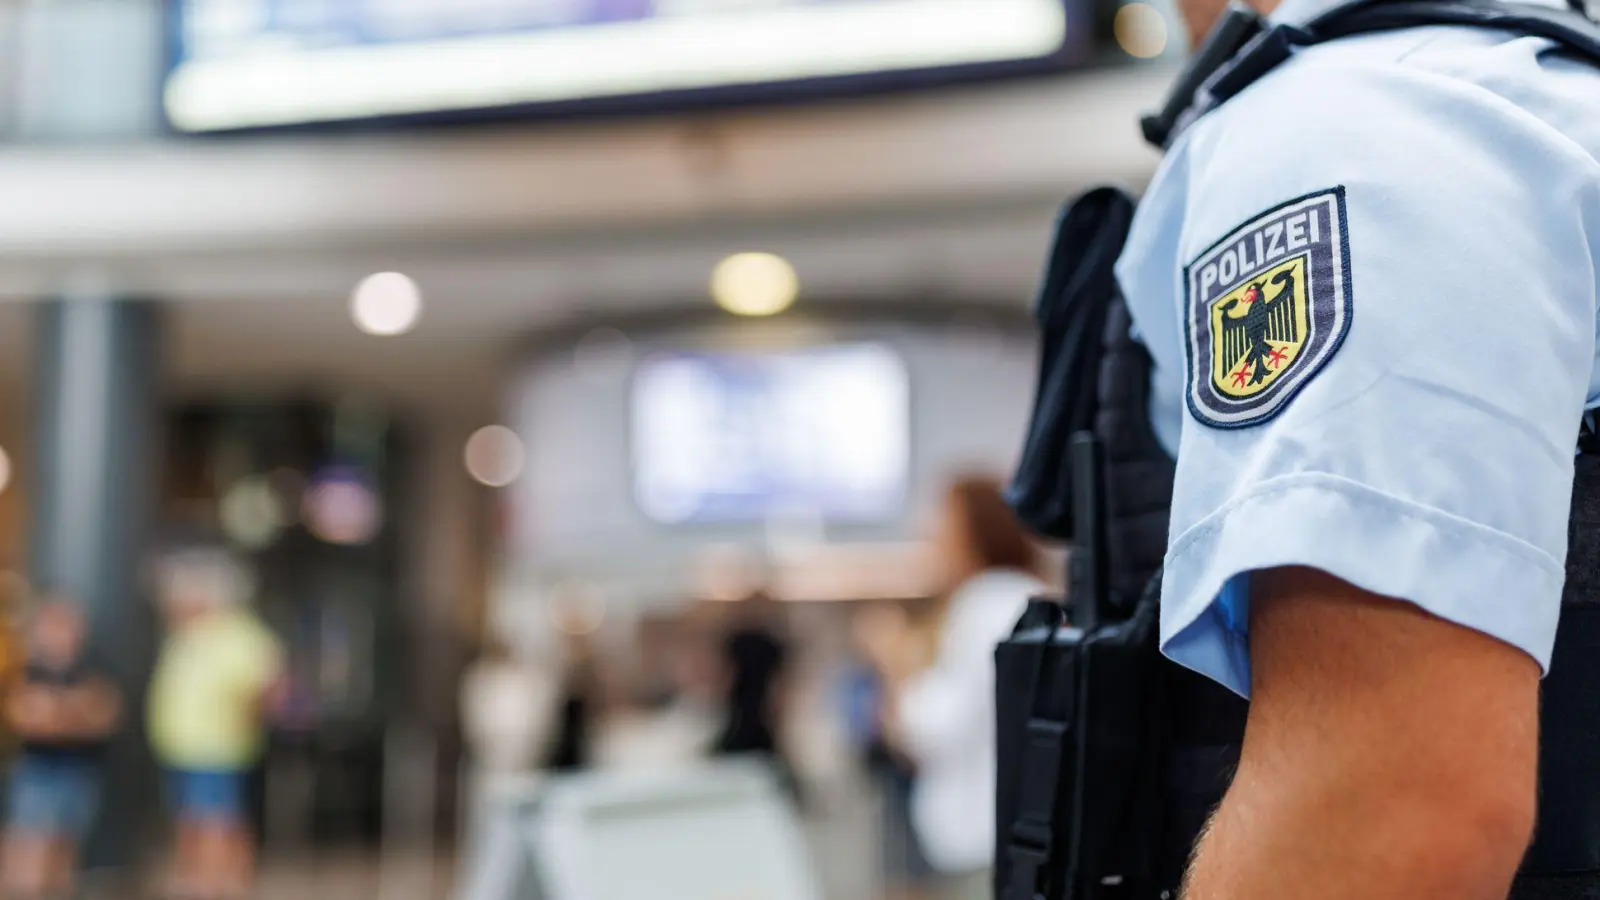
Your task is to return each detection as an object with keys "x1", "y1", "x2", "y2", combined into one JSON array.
[{"x1": 1114, "y1": 0, "x2": 1600, "y2": 896}]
